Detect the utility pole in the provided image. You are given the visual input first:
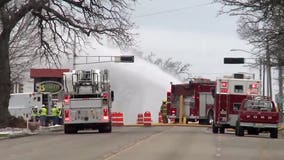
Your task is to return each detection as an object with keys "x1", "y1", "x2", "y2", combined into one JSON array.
[
  {"x1": 266, "y1": 40, "x2": 272, "y2": 97},
  {"x1": 278, "y1": 65, "x2": 283, "y2": 112}
]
